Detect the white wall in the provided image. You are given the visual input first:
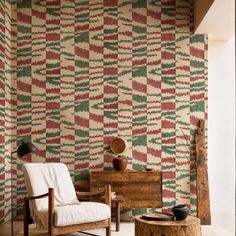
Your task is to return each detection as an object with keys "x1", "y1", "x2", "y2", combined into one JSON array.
[{"x1": 208, "y1": 37, "x2": 235, "y2": 234}]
